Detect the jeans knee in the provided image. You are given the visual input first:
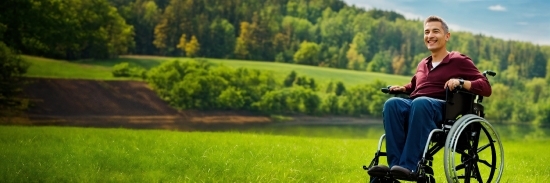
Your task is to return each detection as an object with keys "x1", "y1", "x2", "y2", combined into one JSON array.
[
  {"x1": 384, "y1": 97, "x2": 403, "y2": 109},
  {"x1": 411, "y1": 97, "x2": 431, "y2": 107}
]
